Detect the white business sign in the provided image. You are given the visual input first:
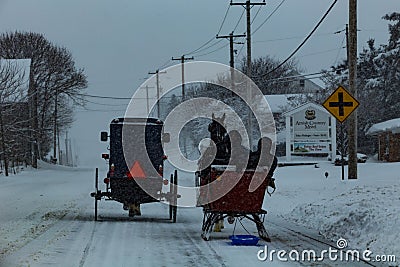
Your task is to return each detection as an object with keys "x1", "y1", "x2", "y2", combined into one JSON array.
[
  {"x1": 293, "y1": 142, "x2": 330, "y2": 153},
  {"x1": 284, "y1": 102, "x2": 336, "y2": 161},
  {"x1": 293, "y1": 108, "x2": 330, "y2": 141}
]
